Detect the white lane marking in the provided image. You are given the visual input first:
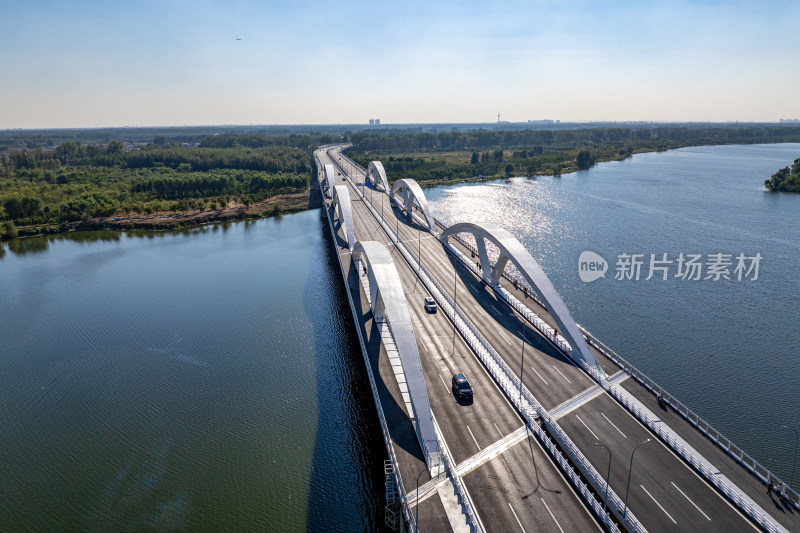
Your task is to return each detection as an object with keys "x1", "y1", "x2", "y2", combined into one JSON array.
[
  {"x1": 439, "y1": 373, "x2": 450, "y2": 393},
  {"x1": 467, "y1": 425, "x2": 482, "y2": 451},
  {"x1": 419, "y1": 338, "x2": 431, "y2": 353},
  {"x1": 600, "y1": 413, "x2": 628, "y2": 439},
  {"x1": 494, "y1": 423, "x2": 504, "y2": 439},
  {"x1": 473, "y1": 303, "x2": 486, "y2": 316},
  {"x1": 671, "y1": 482, "x2": 711, "y2": 521},
  {"x1": 575, "y1": 415, "x2": 600, "y2": 441},
  {"x1": 541, "y1": 498, "x2": 566, "y2": 533},
  {"x1": 552, "y1": 365, "x2": 573, "y2": 384},
  {"x1": 640, "y1": 484, "x2": 677, "y2": 524},
  {"x1": 531, "y1": 366, "x2": 549, "y2": 386},
  {"x1": 490, "y1": 304, "x2": 502, "y2": 314},
  {"x1": 507, "y1": 502, "x2": 527, "y2": 533},
  {"x1": 497, "y1": 329, "x2": 512, "y2": 345}
]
